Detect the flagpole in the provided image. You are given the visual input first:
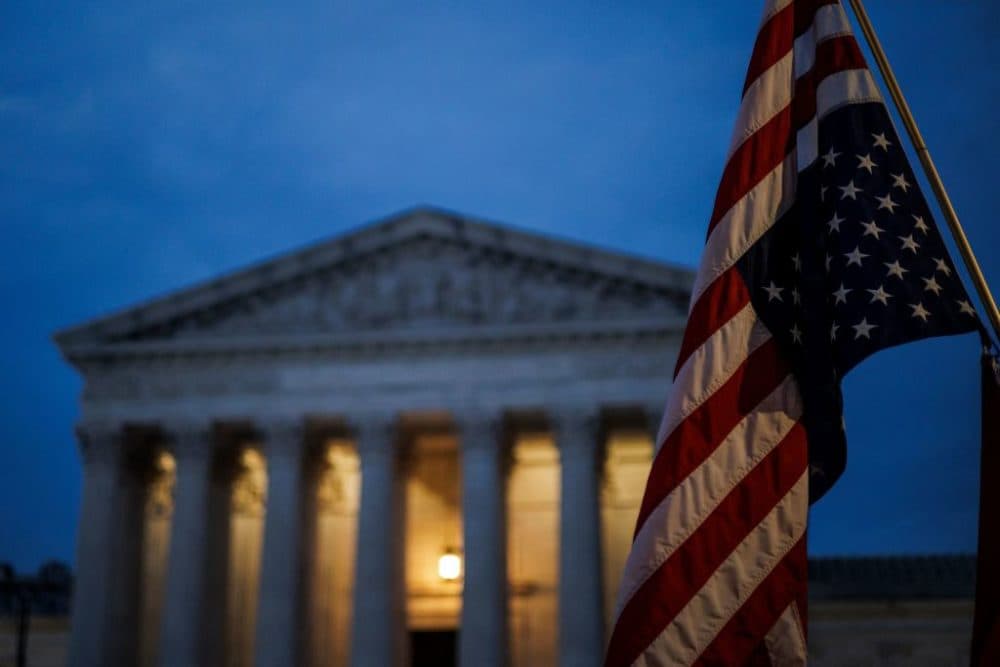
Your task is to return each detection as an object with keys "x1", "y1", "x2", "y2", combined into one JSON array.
[{"x1": 847, "y1": 0, "x2": 1000, "y2": 343}]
